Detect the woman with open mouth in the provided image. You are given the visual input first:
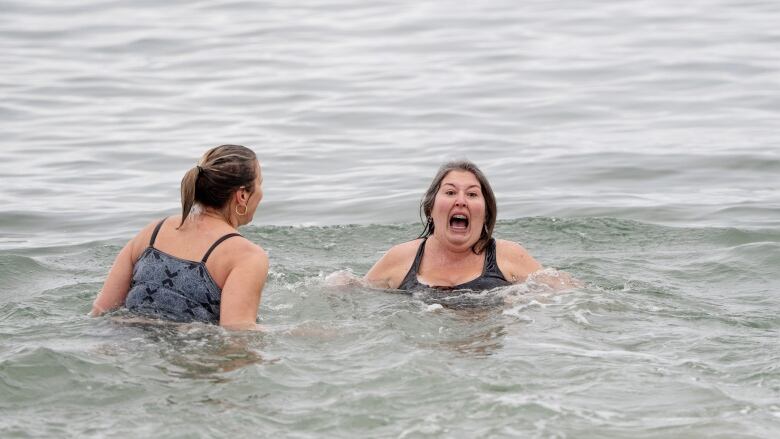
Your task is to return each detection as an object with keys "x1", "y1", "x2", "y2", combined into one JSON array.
[{"x1": 365, "y1": 160, "x2": 545, "y2": 292}]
